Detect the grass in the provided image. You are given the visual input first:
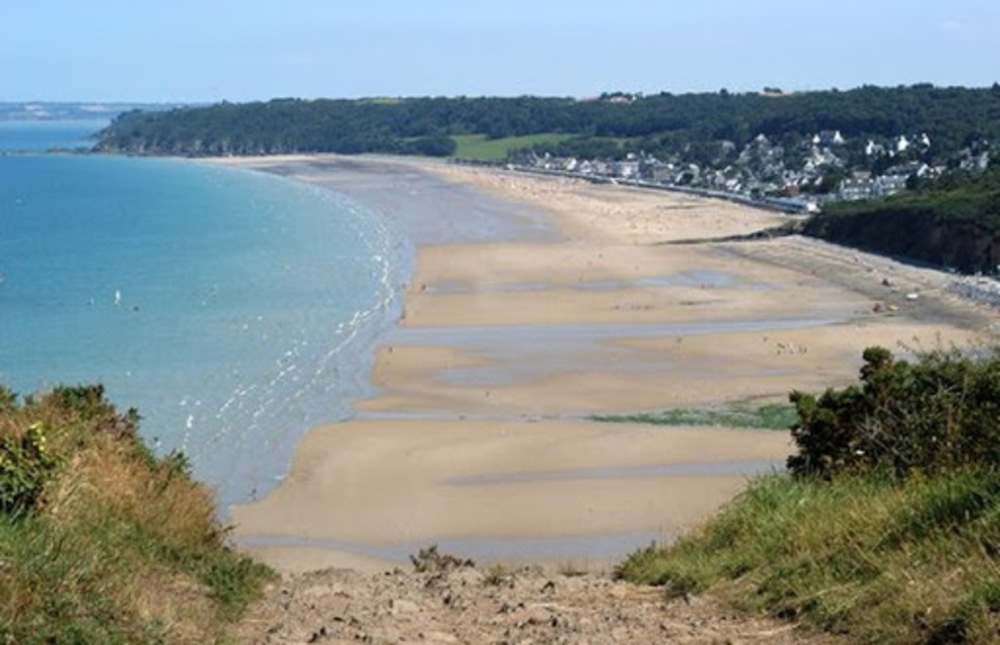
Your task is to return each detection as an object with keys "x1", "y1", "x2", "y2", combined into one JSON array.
[
  {"x1": 483, "y1": 563, "x2": 516, "y2": 587},
  {"x1": 556, "y1": 561, "x2": 591, "y2": 577},
  {"x1": 617, "y1": 469, "x2": 1000, "y2": 643},
  {"x1": 450, "y1": 133, "x2": 574, "y2": 162},
  {"x1": 617, "y1": 348, "x2": 1000, "y2": 642},
  {"x1": 591, "y1": 402, "x2": 798, "y2": 430},
  {"x1": 0, "y1": 385, "x2": 273, "y2": 643}
]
